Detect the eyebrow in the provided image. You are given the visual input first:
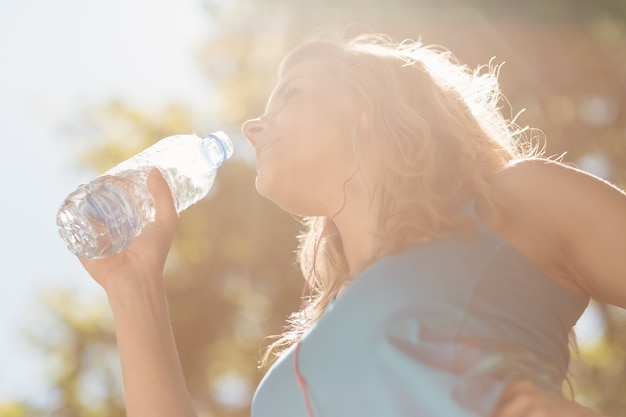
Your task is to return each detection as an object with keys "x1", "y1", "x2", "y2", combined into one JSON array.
[
  {"x1": 264, "y1": 75, "x2": 310, "y2": 113},
  {"x1": 274, "y1": 75, "x2": 309, "y2": 96}
]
